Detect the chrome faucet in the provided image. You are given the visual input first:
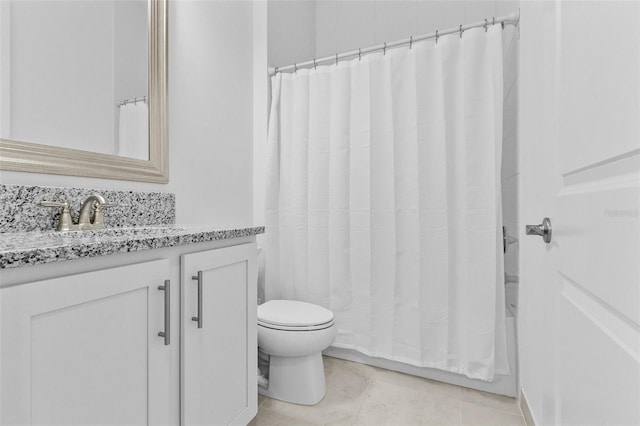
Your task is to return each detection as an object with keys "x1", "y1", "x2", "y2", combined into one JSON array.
[{"x1": 40, "y1": 193, "x2": 110, "y2": 231}]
